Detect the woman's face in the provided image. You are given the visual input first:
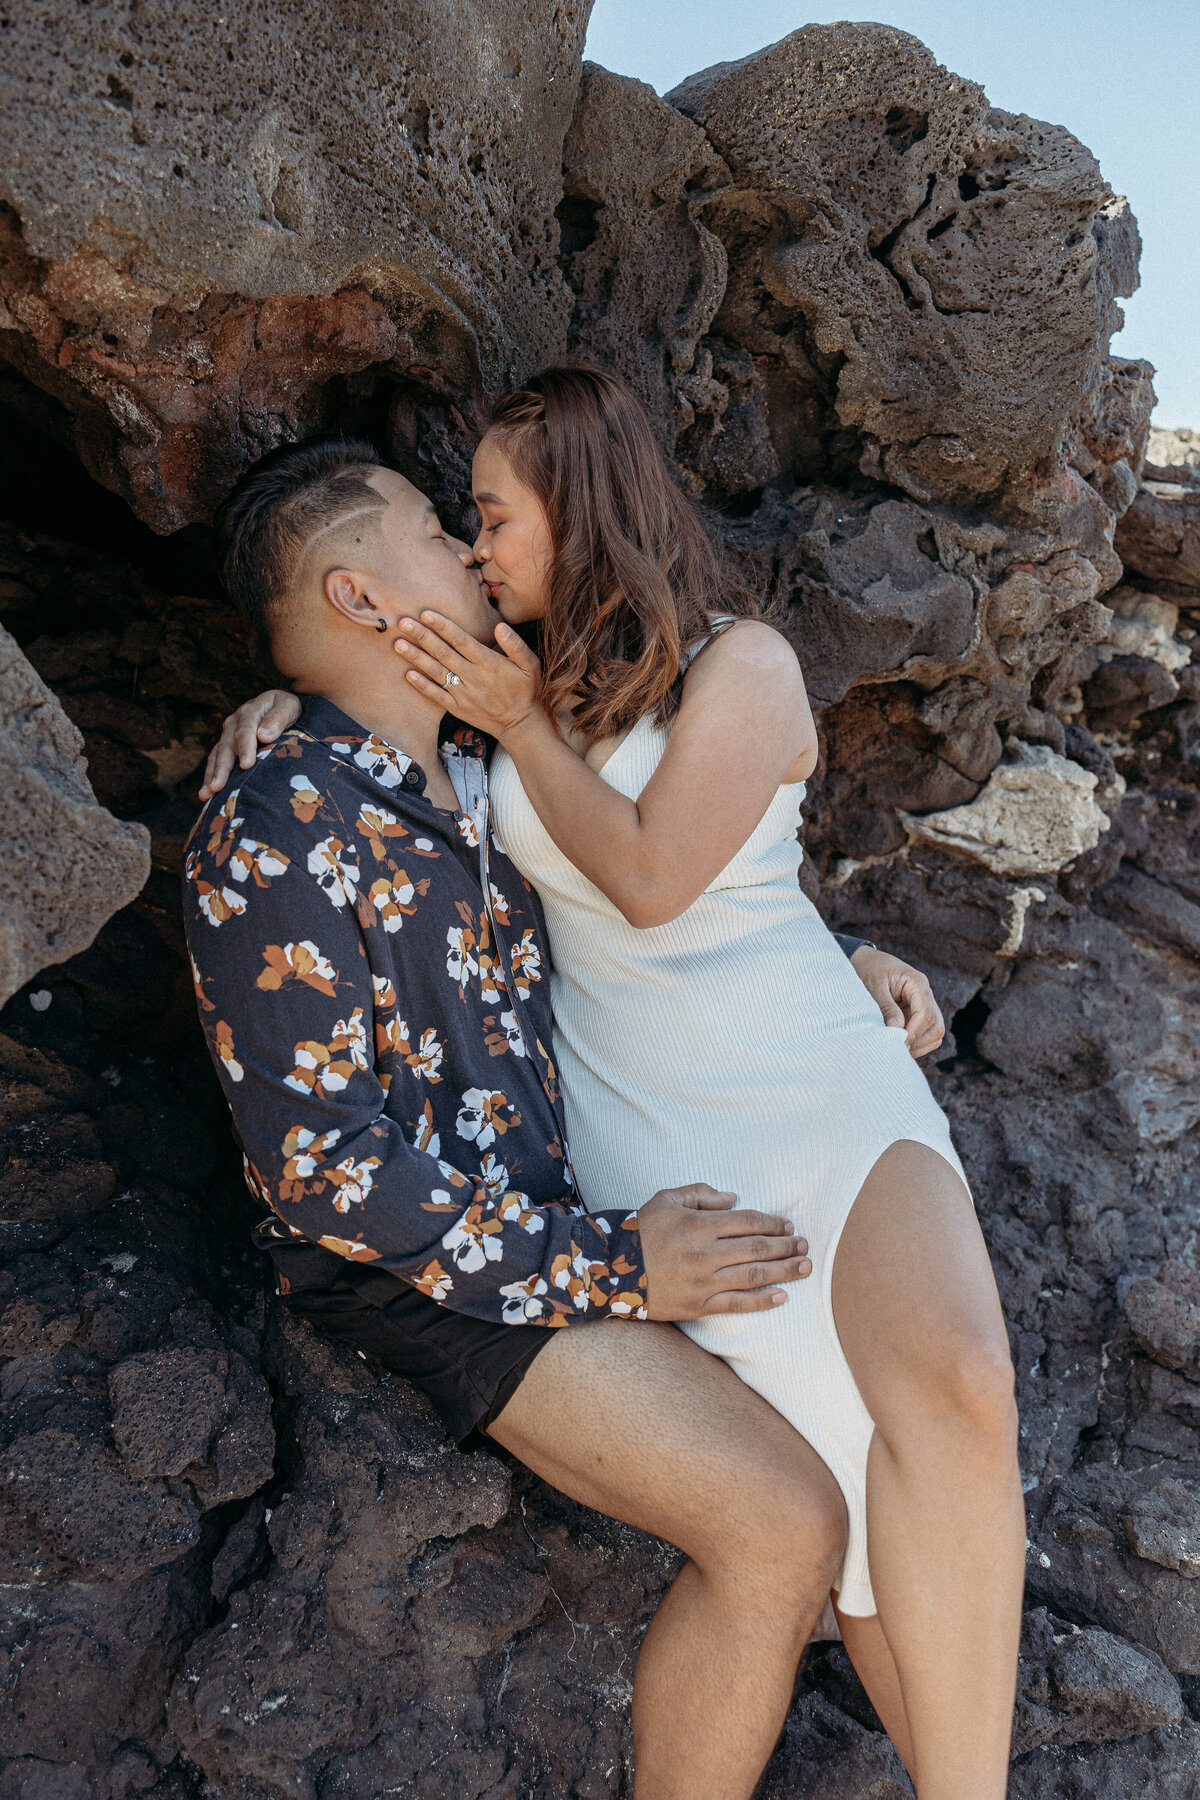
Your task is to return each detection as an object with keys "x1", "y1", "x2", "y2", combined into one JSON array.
[{"x1": 470, "y1": 433, "x2": 553, "y2": 625}]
